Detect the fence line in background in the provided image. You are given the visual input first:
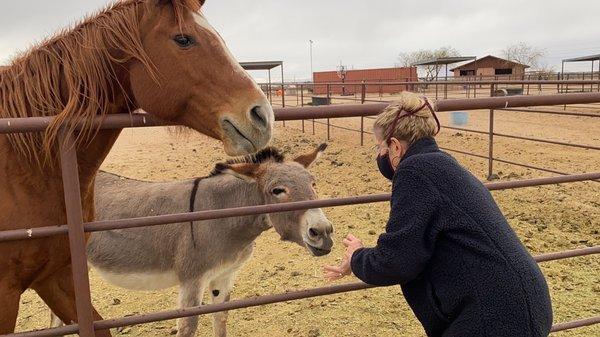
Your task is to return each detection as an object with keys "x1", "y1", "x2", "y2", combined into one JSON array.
[{"x1": 1, "y1": 91, "x2": 600, "y2": 336}]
